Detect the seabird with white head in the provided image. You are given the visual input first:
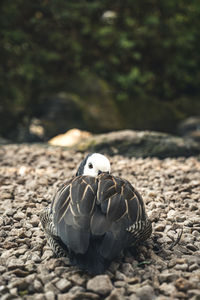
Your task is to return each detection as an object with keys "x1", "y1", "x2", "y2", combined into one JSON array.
[{"x1": 40, "y1": 153, "x2": 152, "y2": 274}]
